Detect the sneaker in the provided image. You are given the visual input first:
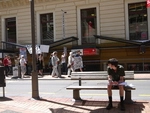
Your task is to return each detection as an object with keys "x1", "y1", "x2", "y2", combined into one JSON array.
[
  {"x1": 120, "y1": 103, "x2": 125, "y2": 111},
  {"x1": 106, "y1": 103, "x2": 113, "y2": 110}
]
